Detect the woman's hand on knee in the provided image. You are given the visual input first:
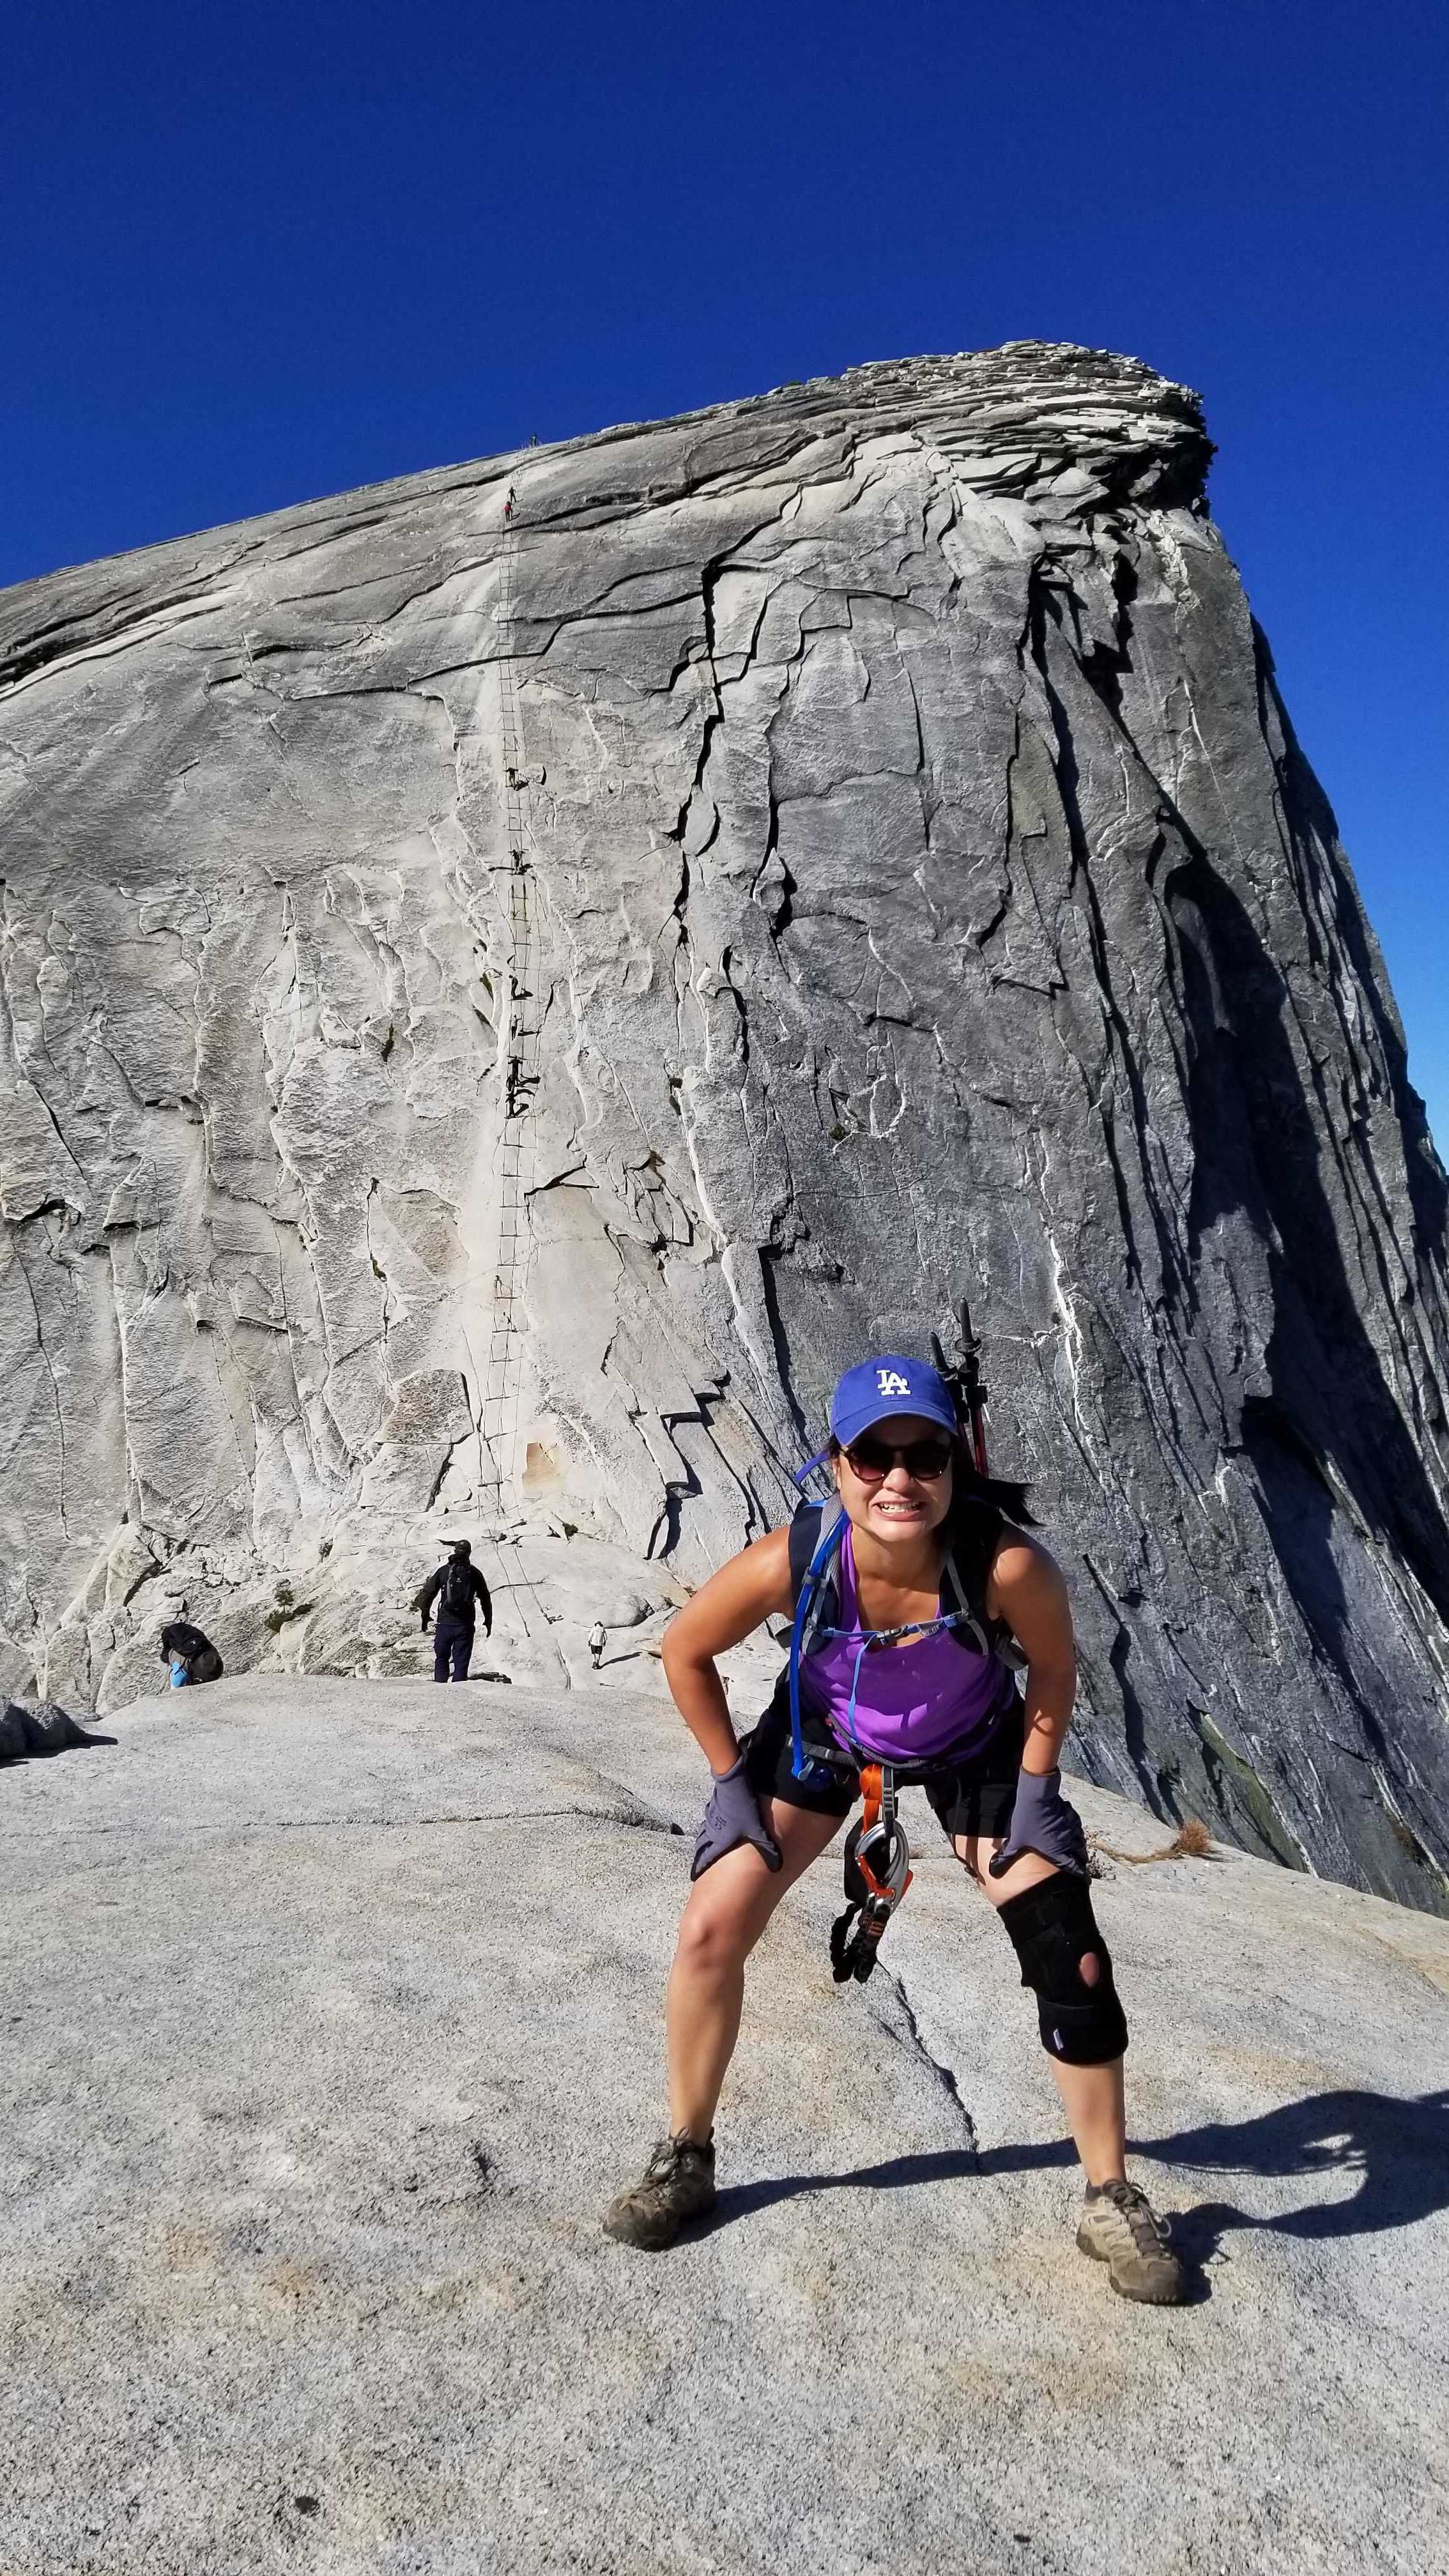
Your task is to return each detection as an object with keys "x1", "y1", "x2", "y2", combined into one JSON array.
[
  {"x1": 988, "y1": 1766, "x2": 1089, "y2": 1880},
  {"x1": 691, "y1": 1755, "x2": 781, "y2": 1880}
]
